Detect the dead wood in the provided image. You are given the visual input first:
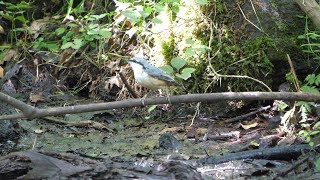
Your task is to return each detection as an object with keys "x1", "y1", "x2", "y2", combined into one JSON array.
[
  {"x1": 225, "y1": 105, "x2": 271, "y2": 123},
  {"x1": 0, "y1": 91, "x2": 319, "y2": 120},
  {"x1": 198, "y1": 144, "x2": 319, "y2": 165},
  {"x1": 295, "y1": 0, "x2": 320, "y2": 30}
]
